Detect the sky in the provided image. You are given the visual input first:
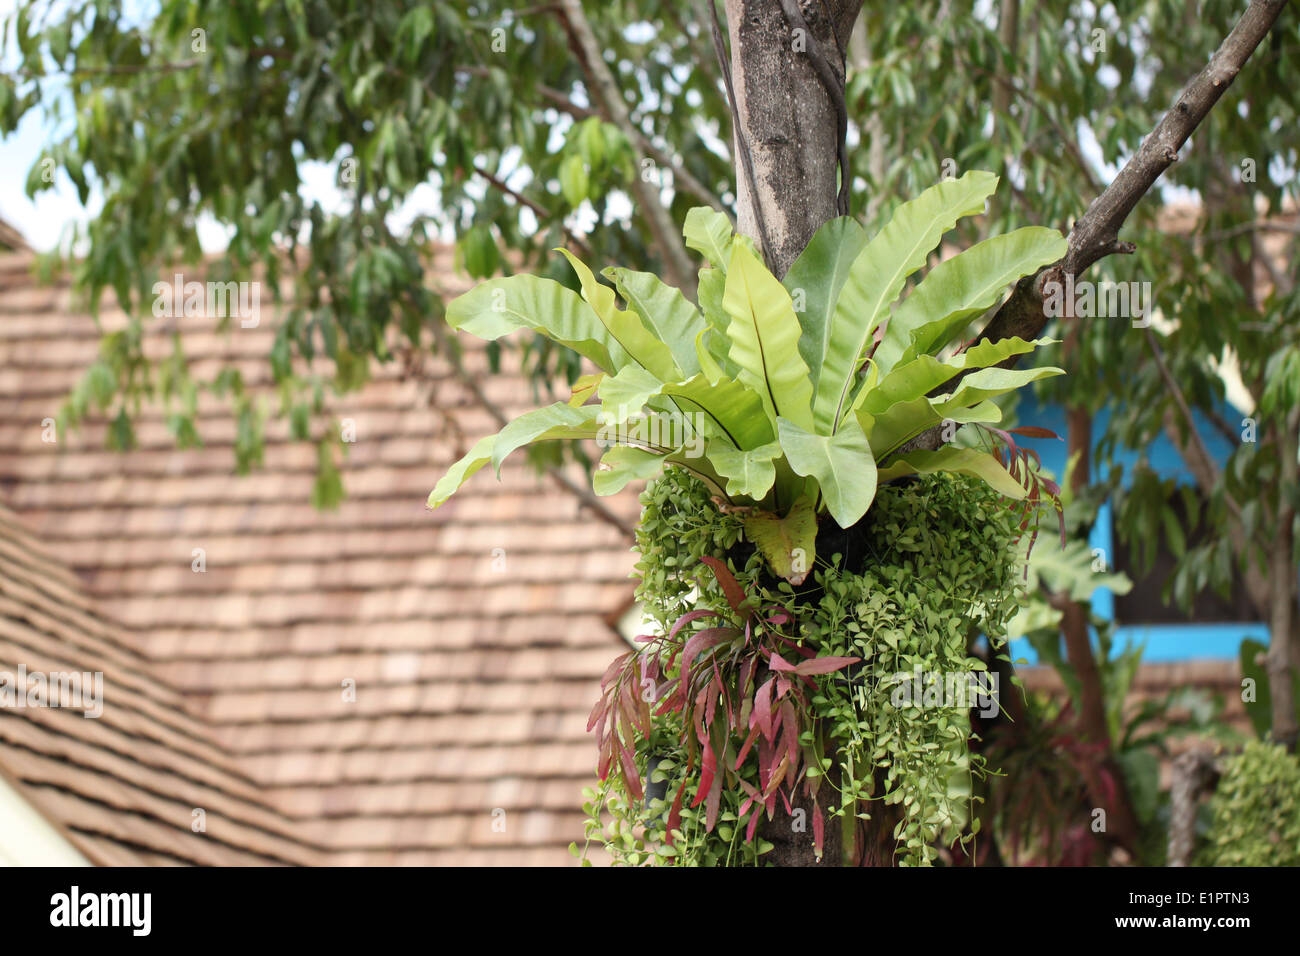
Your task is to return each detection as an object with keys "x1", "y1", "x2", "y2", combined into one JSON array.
[{"x1": 0, "y1": 0, "x2": 87, "y2": 248}]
